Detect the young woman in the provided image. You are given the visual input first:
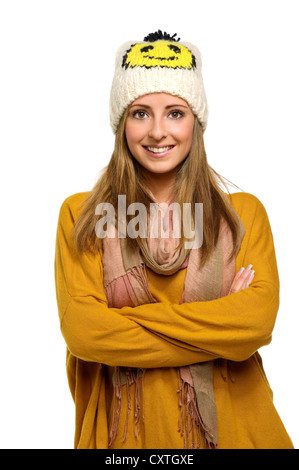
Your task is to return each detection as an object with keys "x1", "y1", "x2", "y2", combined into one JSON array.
[{"x1": 55, "y1": 31, "x2": 293, "y2": 449}]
